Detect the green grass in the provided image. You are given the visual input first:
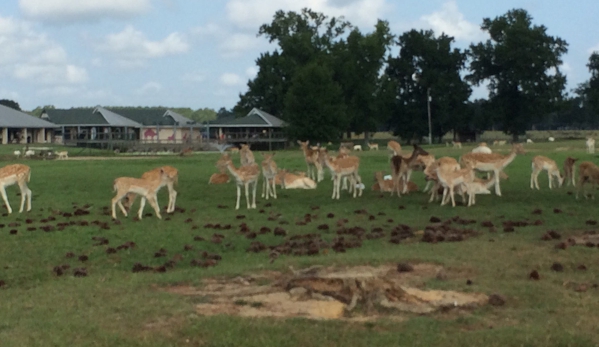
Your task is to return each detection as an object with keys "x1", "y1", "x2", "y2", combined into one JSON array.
[{"x1": 1, "y1": 140, "x2": 599, "y2": 347}]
